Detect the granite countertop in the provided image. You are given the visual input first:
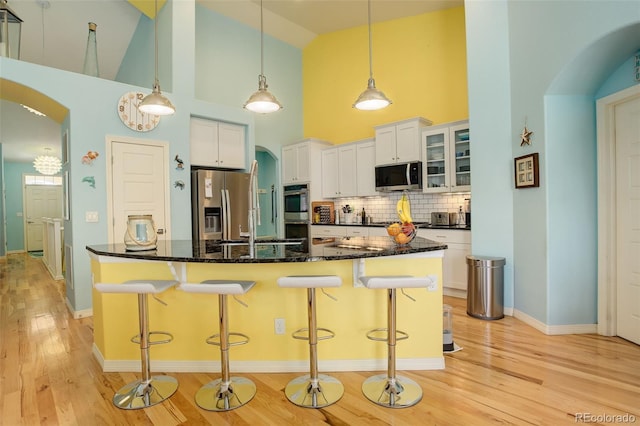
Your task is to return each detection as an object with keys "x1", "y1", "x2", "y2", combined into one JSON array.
[
  {"x1": 312, "y1": 222, "x2": 471, "y2": 230},
  {"x1": 86, "y1": 236, "x2": 447, "y2": 264}
]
